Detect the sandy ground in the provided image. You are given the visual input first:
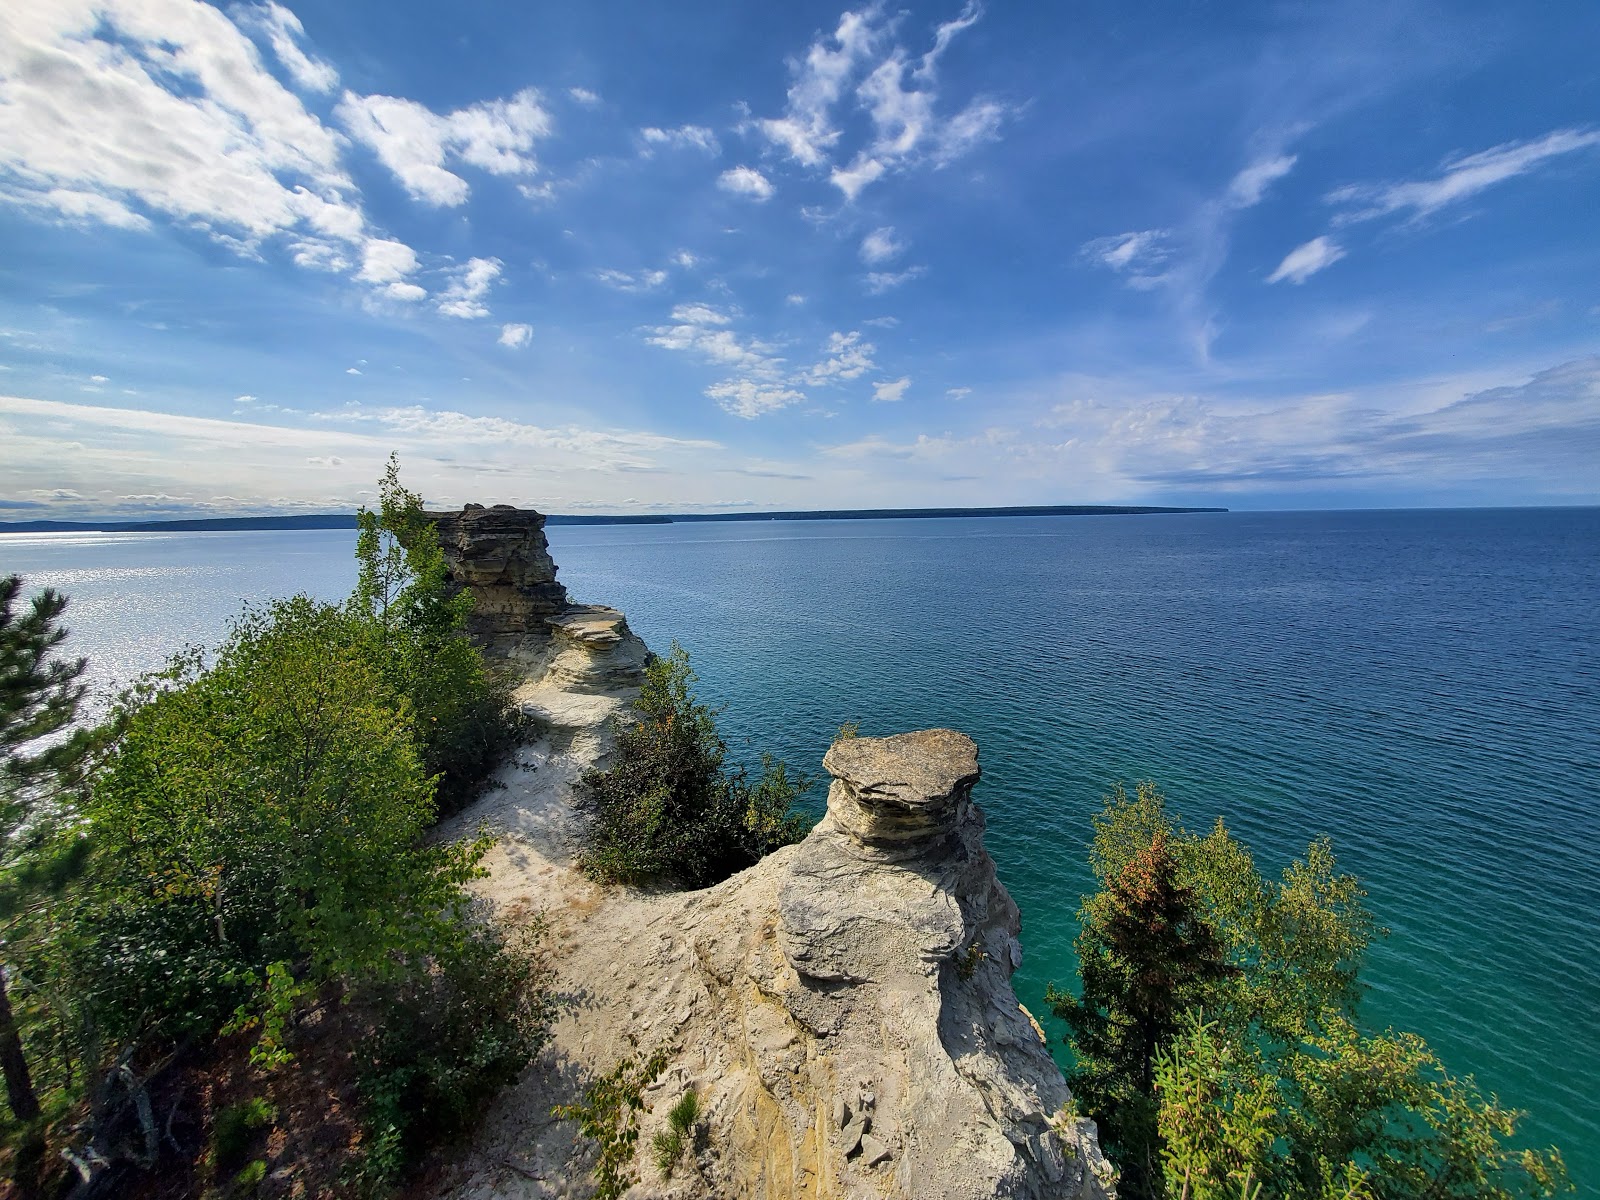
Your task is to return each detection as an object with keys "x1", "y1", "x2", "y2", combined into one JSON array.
[{"x1": 428, "y1": 679, "x2": 695, "y2": 1200}]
